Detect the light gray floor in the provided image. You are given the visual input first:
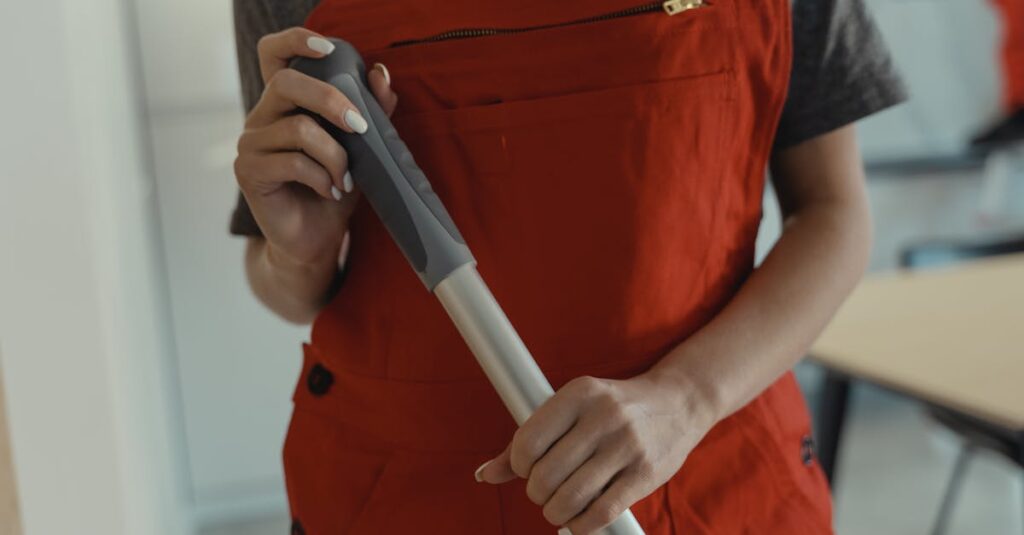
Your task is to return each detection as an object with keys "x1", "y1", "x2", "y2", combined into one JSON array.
[
  {"x1": 200, "y1": 163, "x2": 1024, "y2": 534},
  {"x1": 838, "y1": 386, "x2": 1023, "y2": 535}
]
